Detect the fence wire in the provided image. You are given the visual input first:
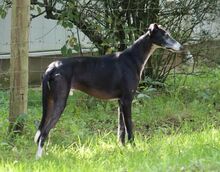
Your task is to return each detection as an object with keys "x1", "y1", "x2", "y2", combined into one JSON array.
[{"x1": 0, "y1": 5, "x2": 220, "y2": 106}]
